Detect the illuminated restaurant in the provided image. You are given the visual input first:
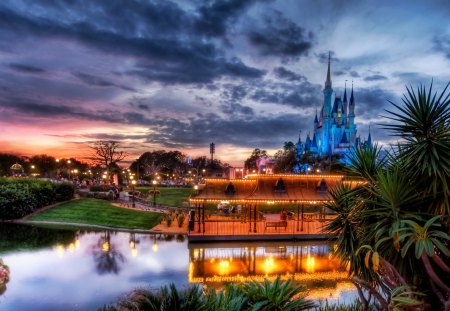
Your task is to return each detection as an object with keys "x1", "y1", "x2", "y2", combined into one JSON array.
[{"x1": 188, "y1": 174, "x2": 362, "y2": 241}]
